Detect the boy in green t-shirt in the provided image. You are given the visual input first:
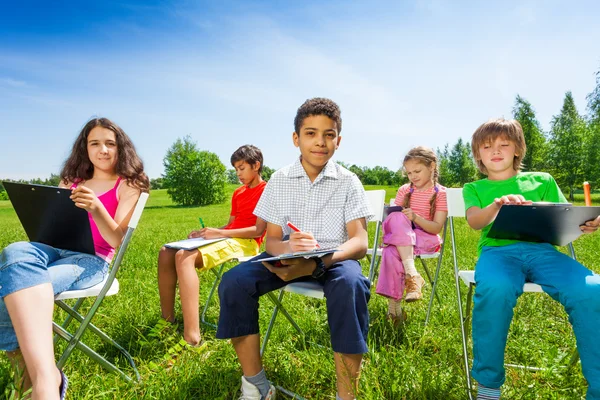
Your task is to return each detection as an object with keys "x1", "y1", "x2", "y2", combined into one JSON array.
[{"x1": 463, "y1": 118, "x2": 600, "y2": 400}]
